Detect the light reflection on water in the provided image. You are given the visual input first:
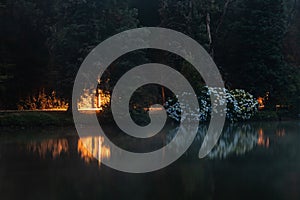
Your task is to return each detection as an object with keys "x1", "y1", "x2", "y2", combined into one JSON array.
[
  {"x1": 0, "y1": 121, "x2": 299, "y2": 200},
  {"x1": 166, "y1": 122, "x2": 284, "y2": 159},
  {"x1": 26, "y1": 139, "x2": 69, "y2": 159},
  {"x1": 25, "y1": 136, "x2": 111, "y2": 166},
  {"x1": 20, "y1": 121, "x2": 293, "y2": 163},
  {"x1": 78, "y1": 137, "x2": 110, "y2": 165},
  {"x1": 258, "y1": 128, "x2": 270, "y2": 148}
]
